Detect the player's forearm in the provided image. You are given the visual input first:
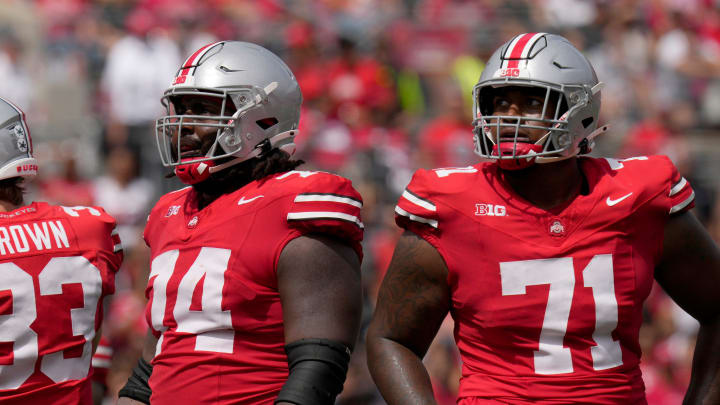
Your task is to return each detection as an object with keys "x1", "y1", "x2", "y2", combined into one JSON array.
[
  {"x1": 367, "y1": 335, "x2": 438, "y2": 405},
  {"x1": 684, "y1": 318, "x2": 720, "y2": 405}
]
